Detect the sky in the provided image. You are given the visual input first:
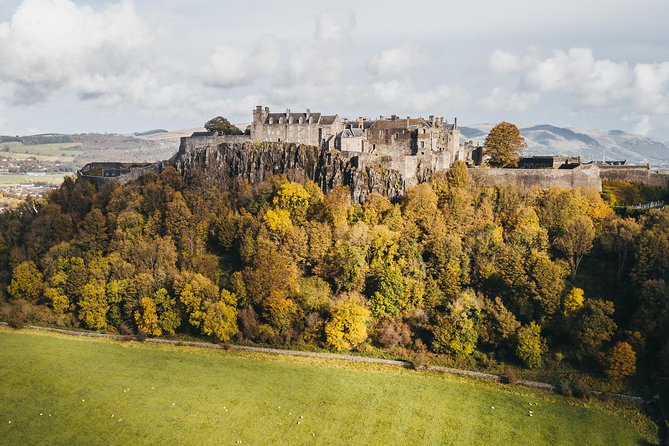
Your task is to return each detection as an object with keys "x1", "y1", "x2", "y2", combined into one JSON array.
[{"x1": 0, "y1": 0, "x2": 668, "y2": 139}]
